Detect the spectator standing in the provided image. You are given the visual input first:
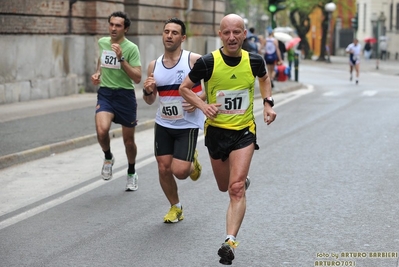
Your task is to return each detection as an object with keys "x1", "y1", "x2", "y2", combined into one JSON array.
[
  {"x1": 363, "y1": 41, "x2": 372, "y2": 60},
  {"x1": 287, "y1": 48, "x2": 295, "y2": 79},
  {"x1": 242, "y1": 27, "x2": 259, "y2": 54},
  {"x1": 278, "y1": 40, "x2": 287, "y2": 61},
  {"x1": 379, "y1": 39, "x2": 387, "y2": 60}
]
